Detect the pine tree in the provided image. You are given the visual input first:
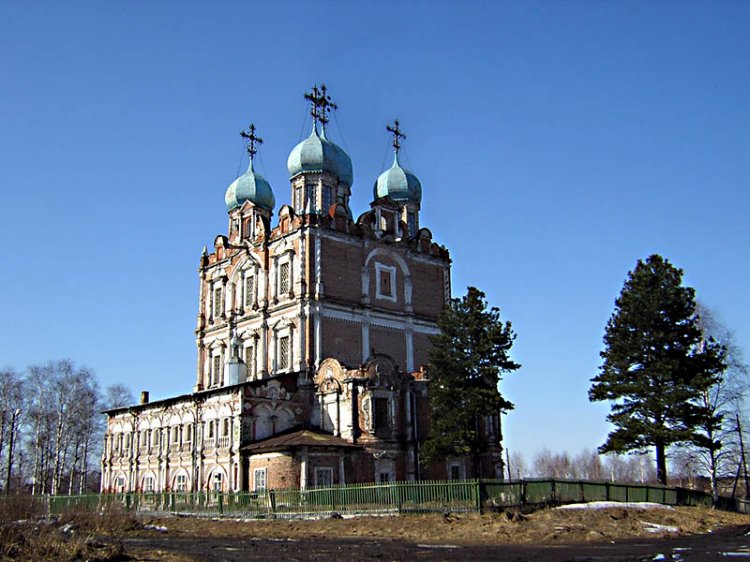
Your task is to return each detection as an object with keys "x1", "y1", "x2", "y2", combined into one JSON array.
[
  {"x1": 589, "y1": 255, "x2": 725, "y2": 484},
  {"x1": 422, "y1": 287, "x2": 519, "y2": 477}
]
